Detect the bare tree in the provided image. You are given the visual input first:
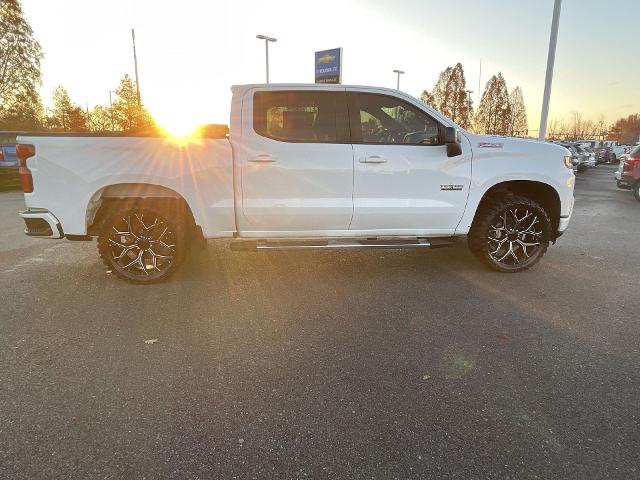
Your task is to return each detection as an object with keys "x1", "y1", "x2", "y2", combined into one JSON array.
[
  {"x1": 547, "y1": 118, "x2": 564, "y2": 139},
  {"x1": 569, "y1": 111, "x2": 583, "y2": 139}
]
